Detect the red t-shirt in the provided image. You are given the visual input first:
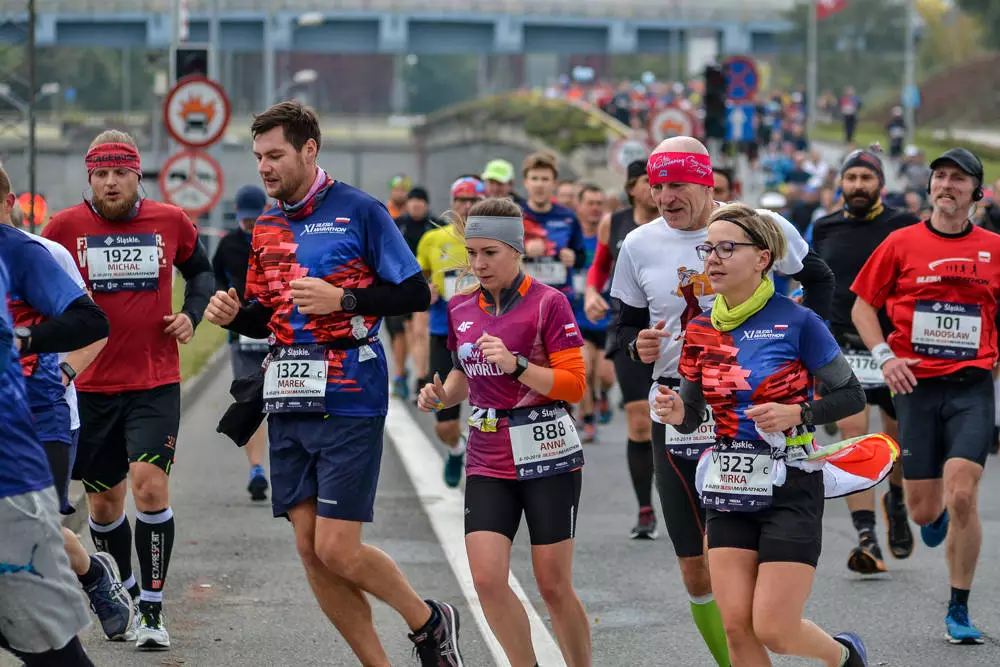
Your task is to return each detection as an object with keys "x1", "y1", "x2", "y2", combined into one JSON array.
[
  {"x1": 42, "y1": 200, "x2": 199, "y2": 392},
  {"x1": 851, "y1": 221, "x2": 1000, "y2": 378}
]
